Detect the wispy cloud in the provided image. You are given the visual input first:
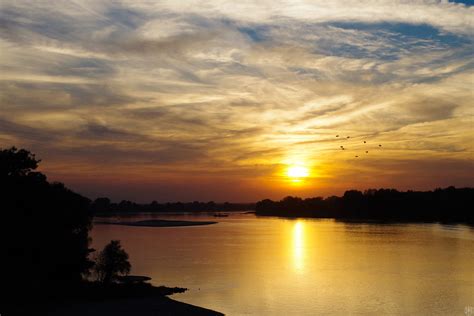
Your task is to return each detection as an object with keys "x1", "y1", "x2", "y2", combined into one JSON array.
[{"x1": 0, "y1": 0, "x2": 472, "y2": 201}]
